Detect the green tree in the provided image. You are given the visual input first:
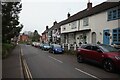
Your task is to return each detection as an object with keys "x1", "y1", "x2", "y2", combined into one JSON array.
[
  {"x1": 32, "y1": 30, "x2": 40, "y2": 42},
  {"x1": 2, "y1": 2, "x2": 23, "y2": 43}
]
